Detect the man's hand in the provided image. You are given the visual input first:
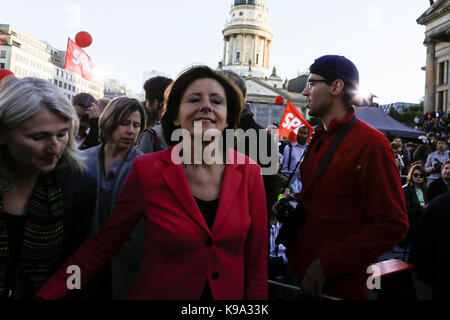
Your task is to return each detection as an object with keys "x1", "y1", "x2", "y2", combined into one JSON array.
[
  {"x1": 85, "y1": 103, "x2": 101, "y2": 119},
  {"x1": 301, "y1": 258, "x2": 326, "y2": 299}
]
